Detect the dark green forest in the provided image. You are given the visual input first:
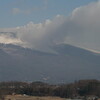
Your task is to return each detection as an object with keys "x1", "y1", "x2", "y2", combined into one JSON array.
[{"x1": 0, "y1": 79, "x2": 100, "y2": 98}]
